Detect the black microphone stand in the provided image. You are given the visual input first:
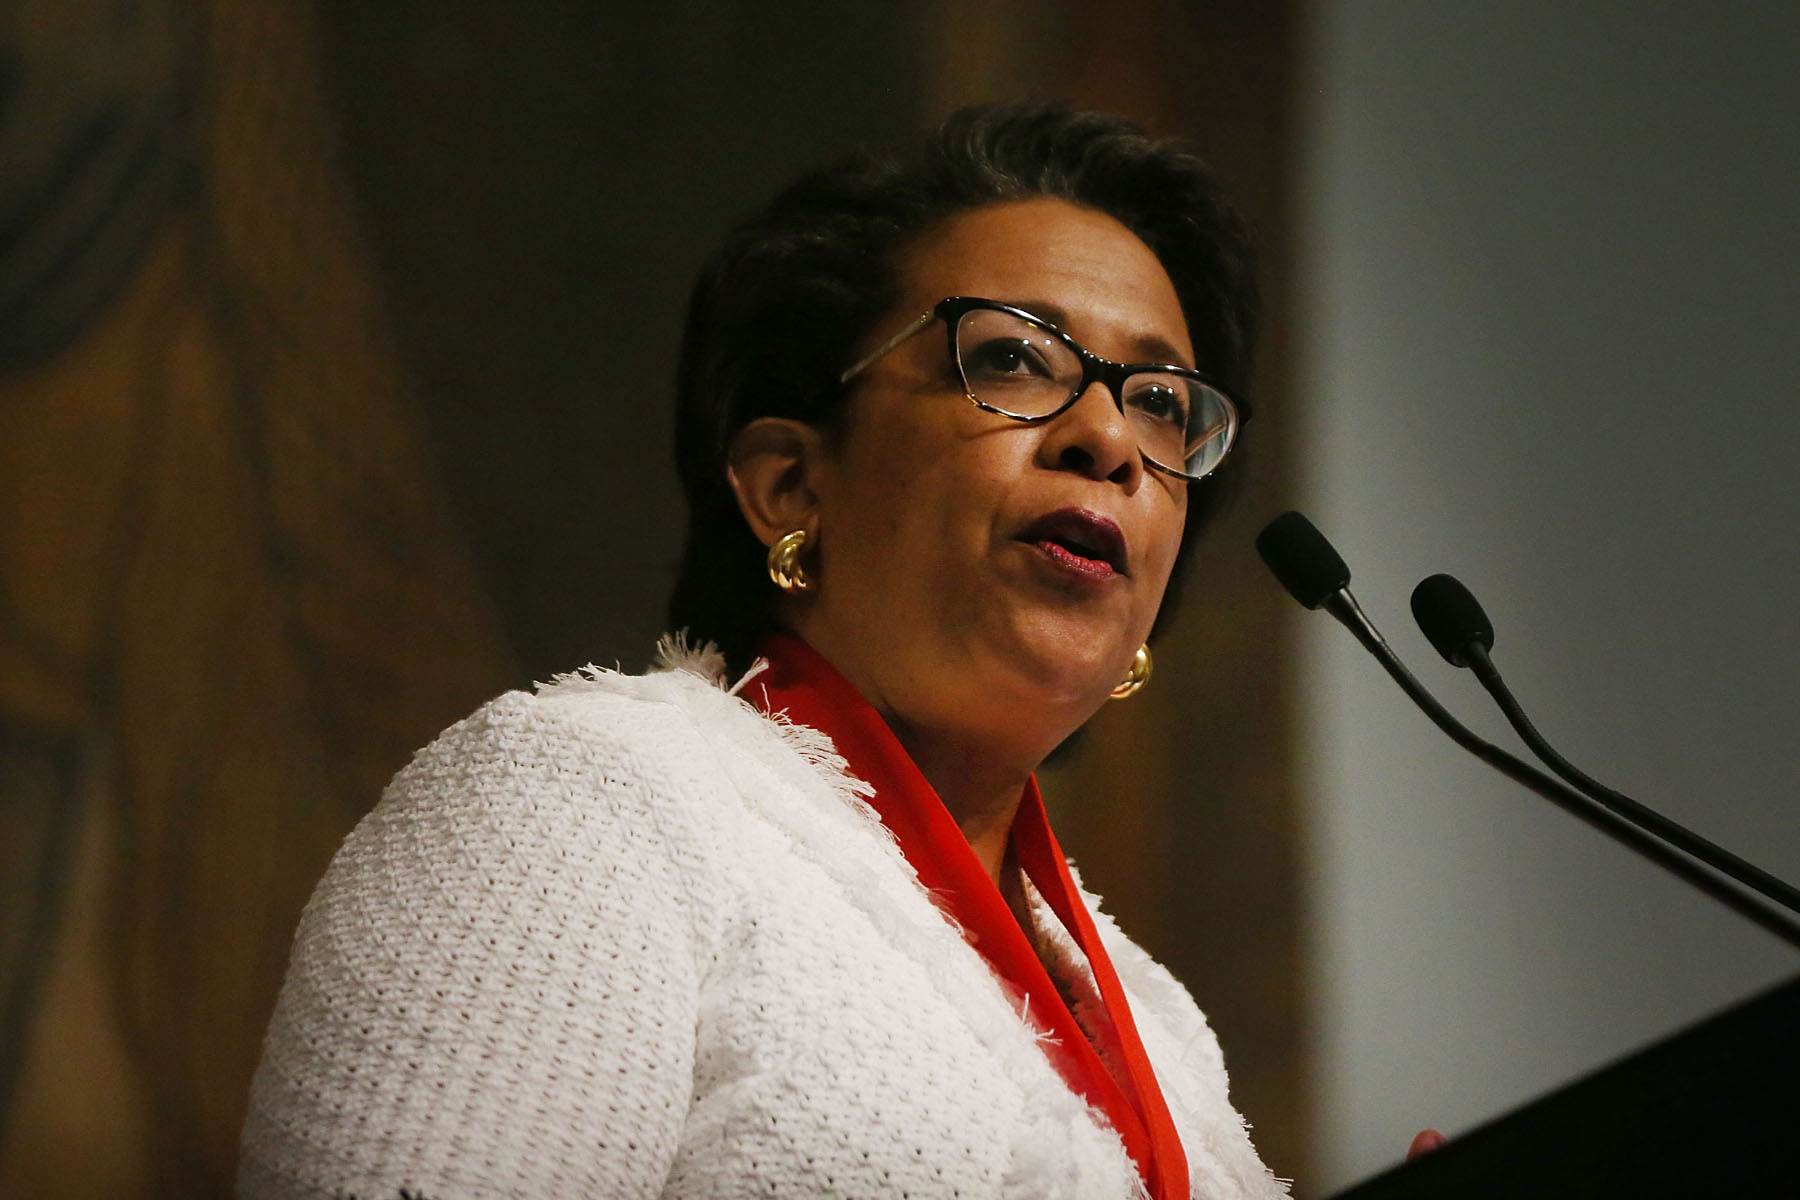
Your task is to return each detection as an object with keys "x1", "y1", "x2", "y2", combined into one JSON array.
[
  {"x1": 1317, "y1": 586, "x2": 1800, "y2": 948},
  {"x1": 1411, "y1": 571, "x2": 1800, "y2": 918},
  {"x1": 1255, "y1": 511, "x2": 1800, "y2": 950}
]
